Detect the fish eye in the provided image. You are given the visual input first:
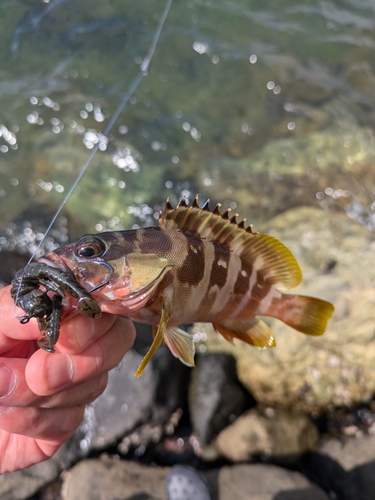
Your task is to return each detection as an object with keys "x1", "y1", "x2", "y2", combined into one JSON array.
[{"x1": 74, "y1": 236, "x2": 106, "y2": 259}]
